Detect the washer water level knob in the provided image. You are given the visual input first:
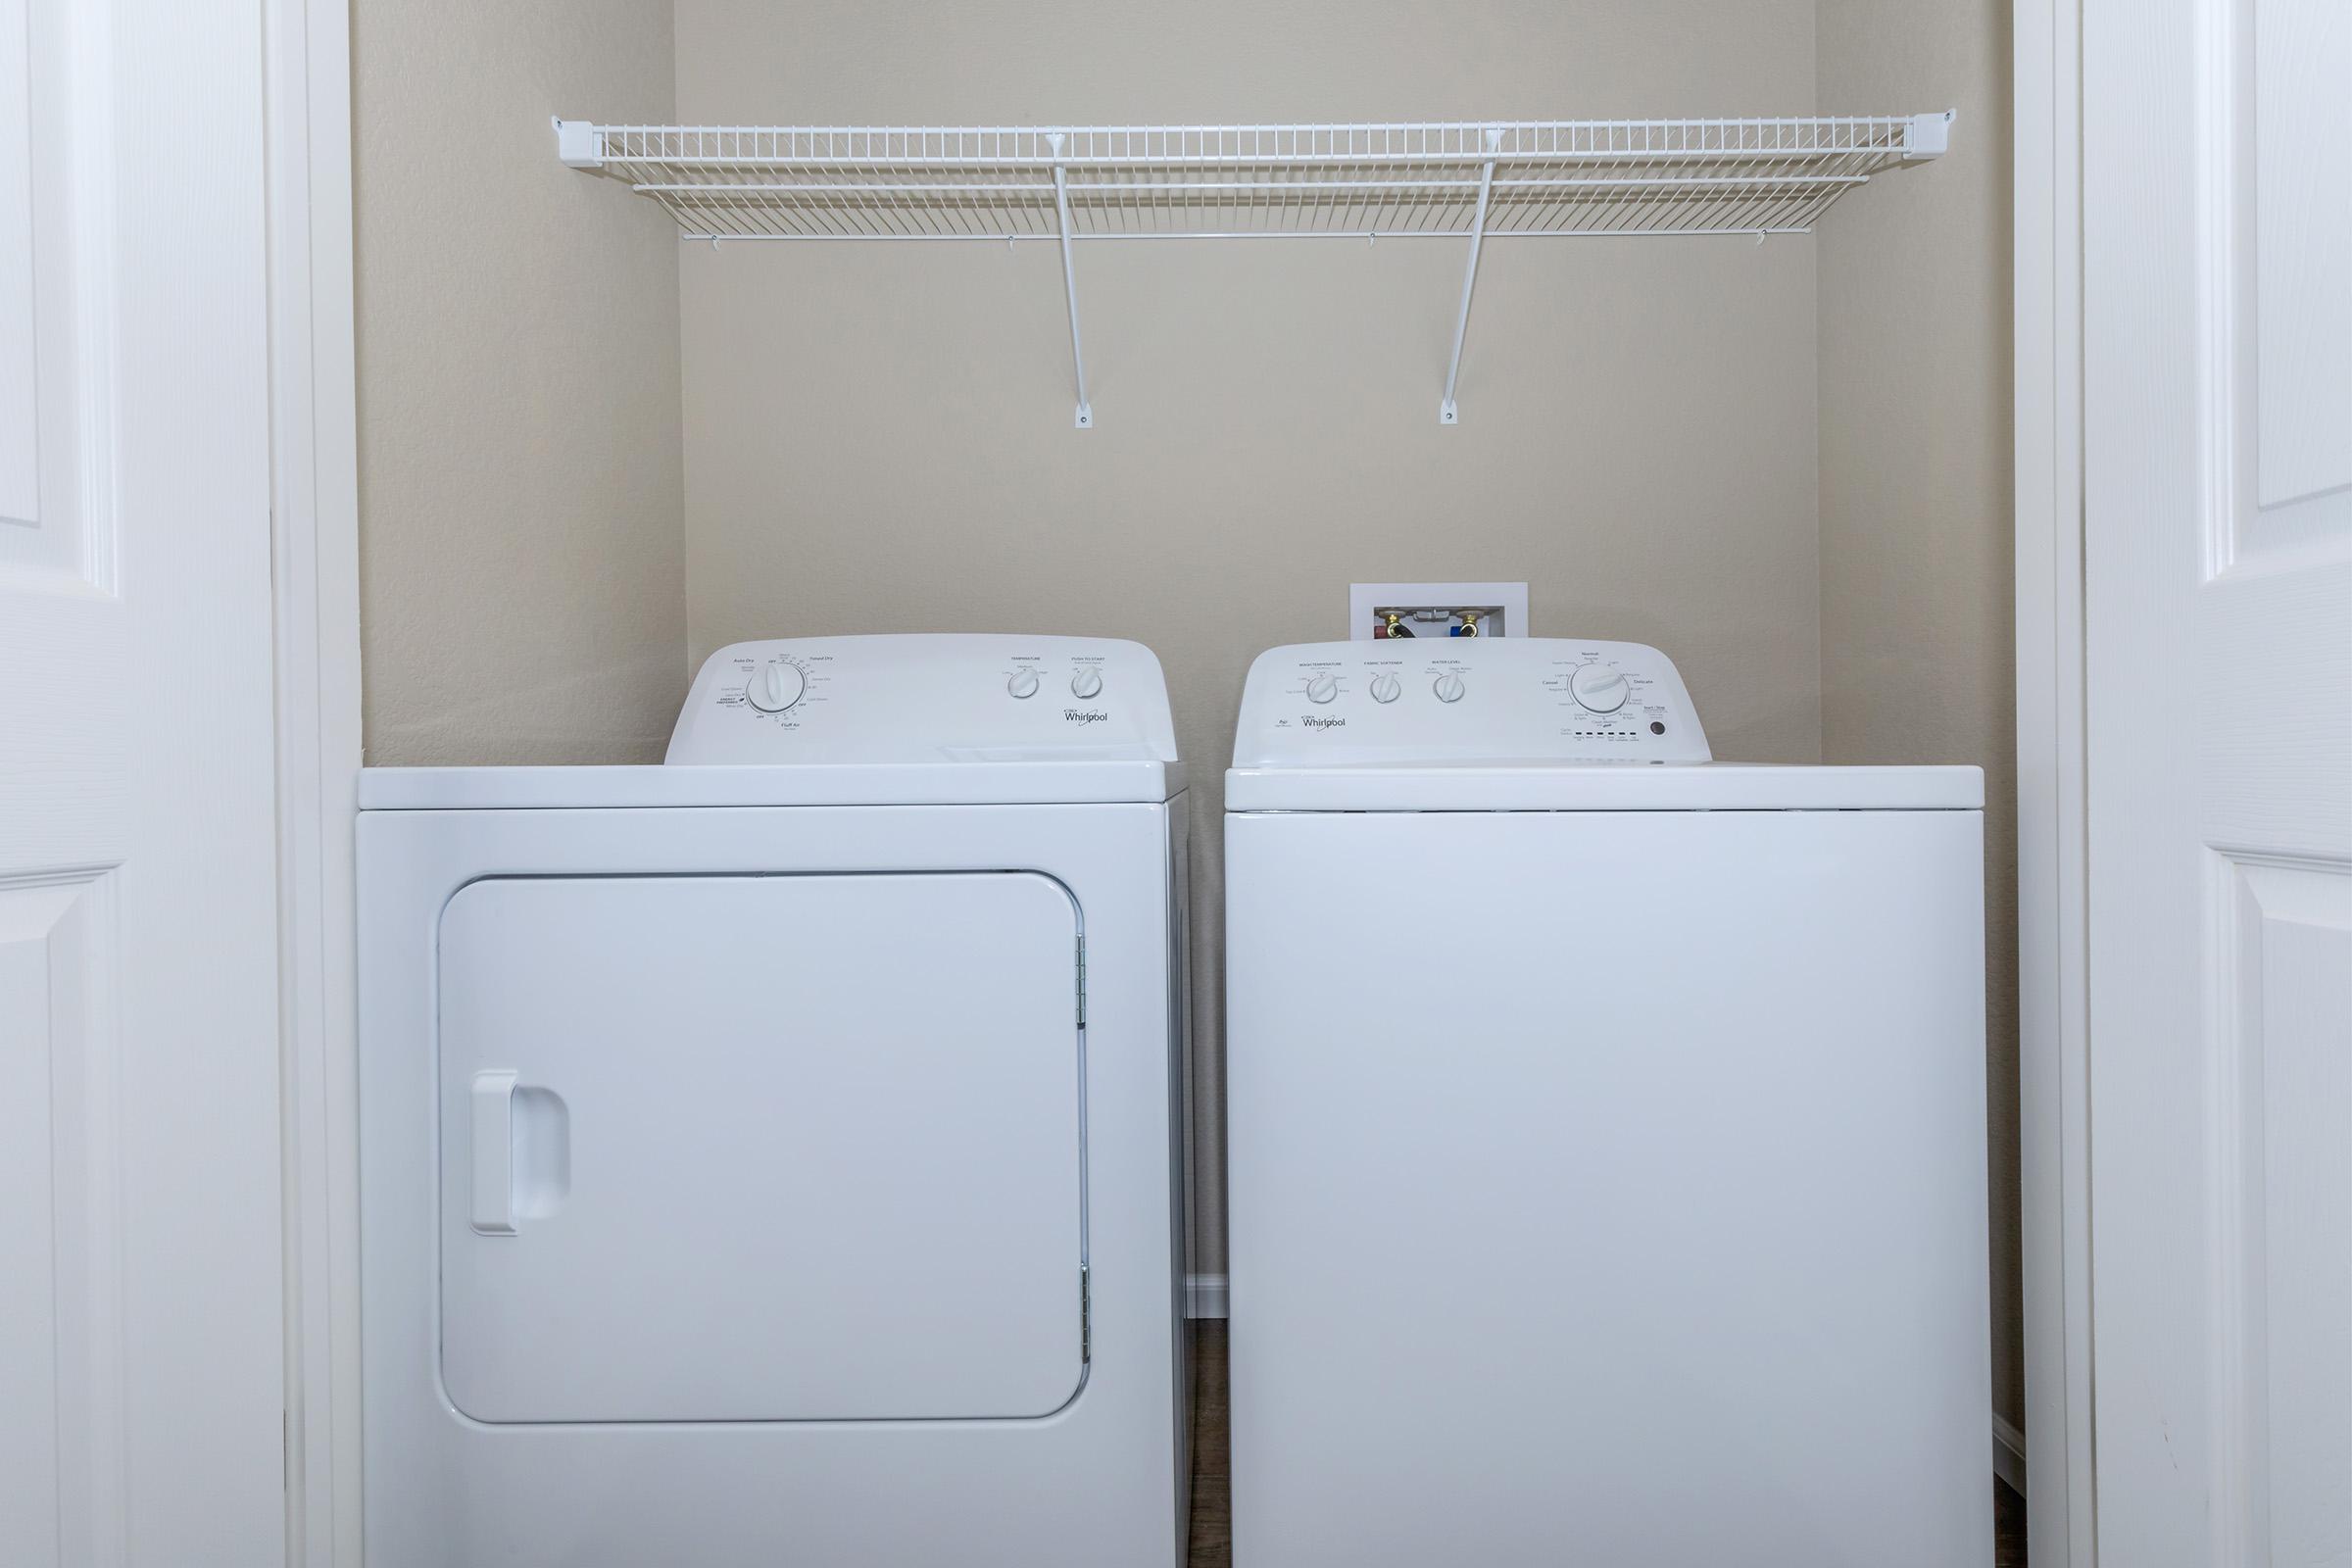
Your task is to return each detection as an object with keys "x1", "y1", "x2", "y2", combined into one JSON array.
[
  {"x1": 1069, "y1": 667, "x2": 1103, "y2": 700},
  {"x1": 745, "y1": 662, "x2": 806, "y2": 712},
  {"x1": 1305, "y1": 674, "x2": 1340, "y2": 705},
  {"x1": 1433, "y1": 672, "x2": 1466, "y2": 704},
  {"x1": 1368, "y1": 673, "x2": 1402, "y2": 704},
  {"x1": 1570, "y1": 663, "x2": 1630, "y2": 712},
  {"x1": 1006, "y1": 668, "x2": 1041, "y2": 699}
]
